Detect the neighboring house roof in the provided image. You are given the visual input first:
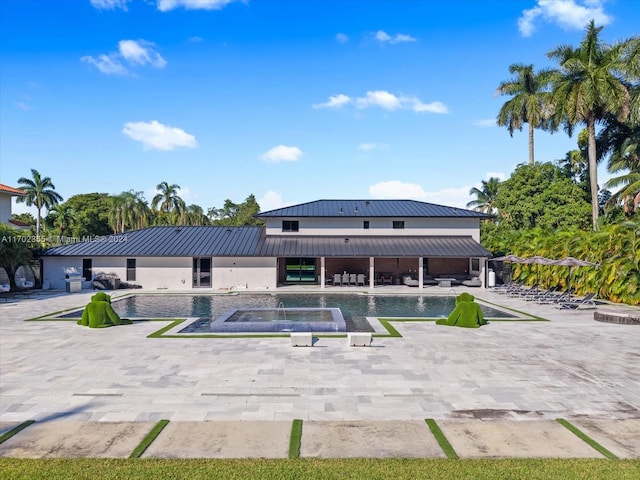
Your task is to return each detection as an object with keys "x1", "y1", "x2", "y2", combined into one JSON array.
[
  {"x1": 0, "y1": 184, "x2": 27, "y2": 196},
  {"x1": 257, "y1": 199, "x2": 491, "y2": 218},
  {"x1": 41, "y1": 226, "x2": 491, "y2": 258},
  {"x1": 9, "y1": 219, "x2": 31, "y2": 227}
]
